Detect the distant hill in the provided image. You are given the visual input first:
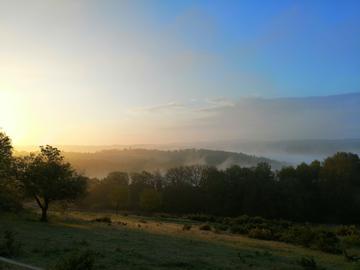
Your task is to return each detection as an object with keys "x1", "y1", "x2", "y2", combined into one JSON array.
[
  {"x1": 185, "y1": 138, "x2": 360, "y2": 163},
  {"x1": 62, "y1": 149, "x2": 286, "y2": 178}
]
